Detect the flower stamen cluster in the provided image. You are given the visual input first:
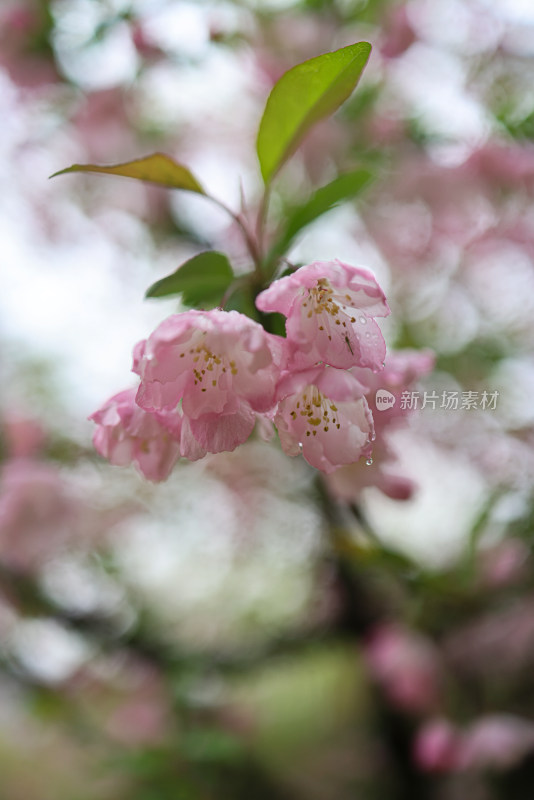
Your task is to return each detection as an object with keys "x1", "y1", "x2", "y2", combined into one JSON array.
[{"x1": 289, "y1": 389, "x2": 341, "y2": 436}]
